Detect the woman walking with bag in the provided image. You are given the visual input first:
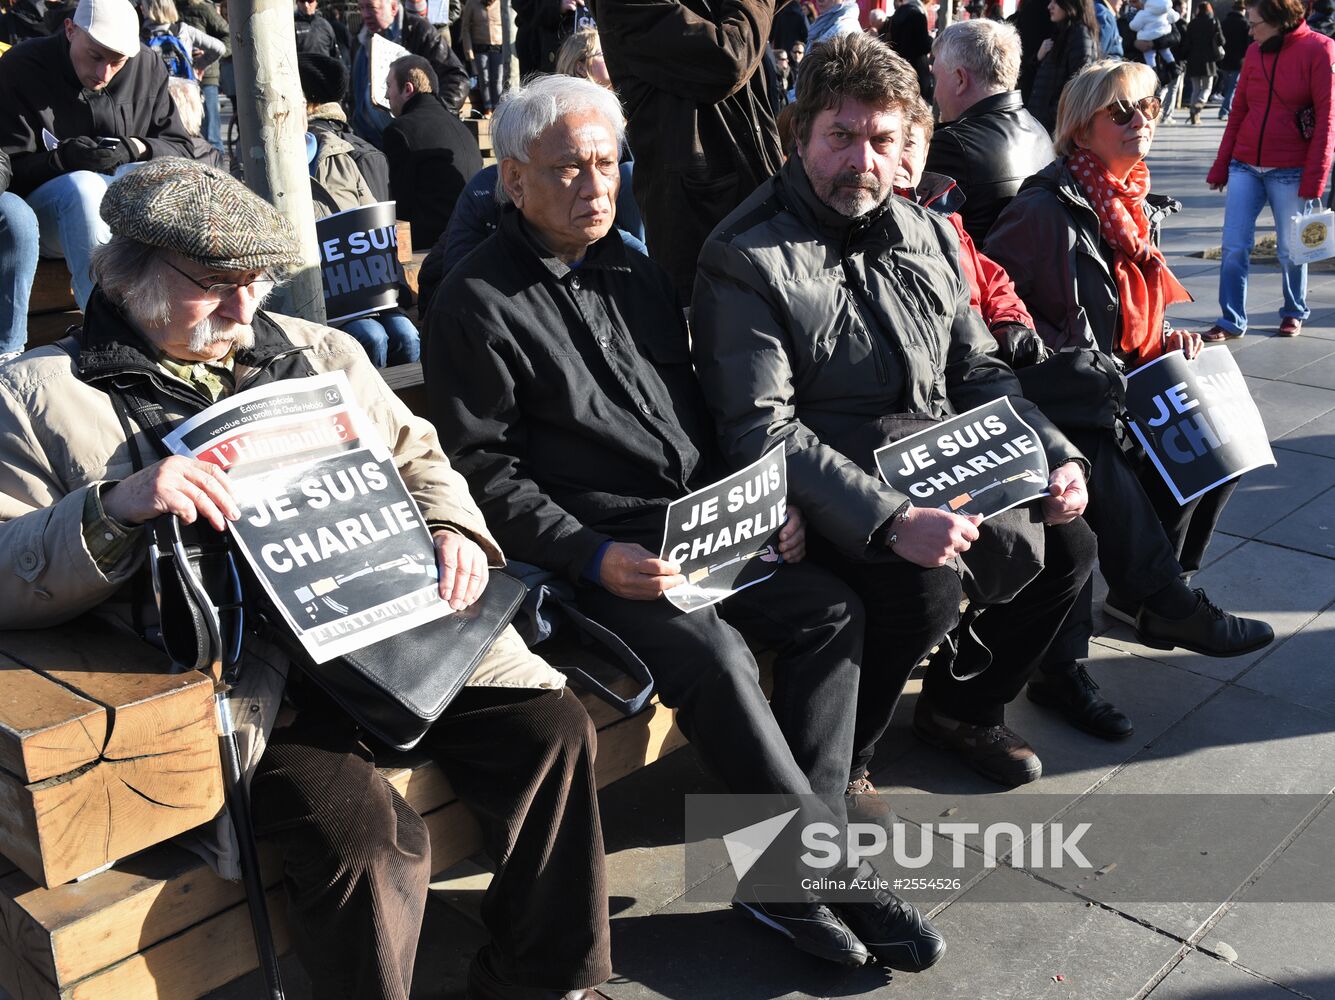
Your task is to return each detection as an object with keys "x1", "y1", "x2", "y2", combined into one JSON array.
[
  {"x1": 1203, "y1": 0, "x2": 1335, "y2": 339},
  {"x1": 1186, "y1": 1, "x2": 1226, "y2": 123}
]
